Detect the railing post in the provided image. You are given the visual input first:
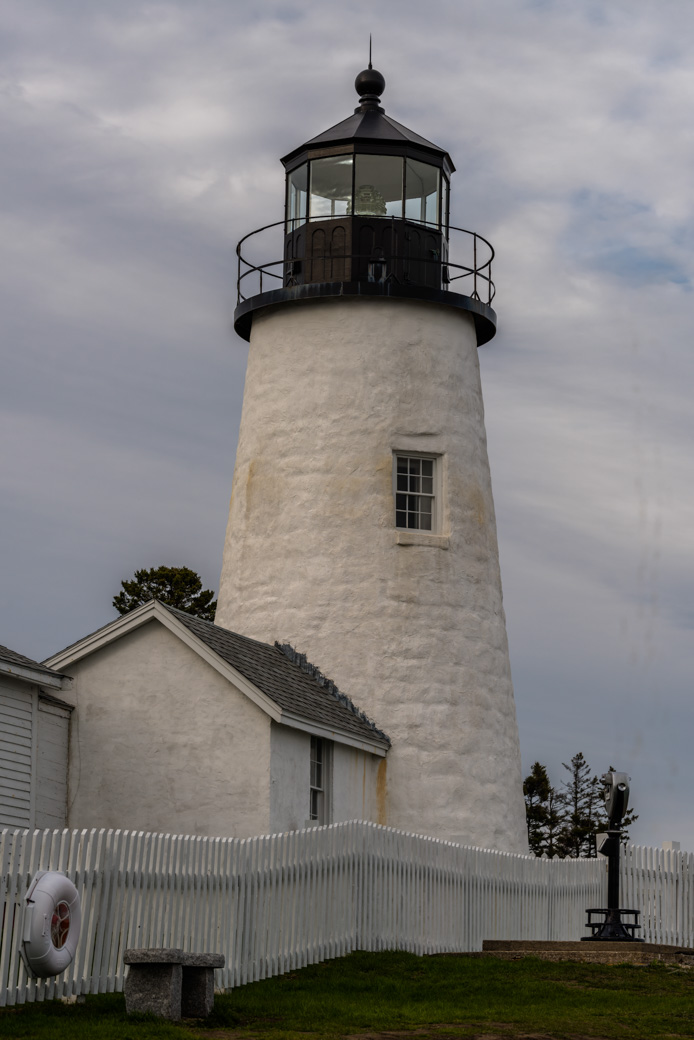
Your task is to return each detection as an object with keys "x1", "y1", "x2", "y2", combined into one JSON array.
[{"x1": 473, "y1": 234, "x2": 478, "y2": 300}]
